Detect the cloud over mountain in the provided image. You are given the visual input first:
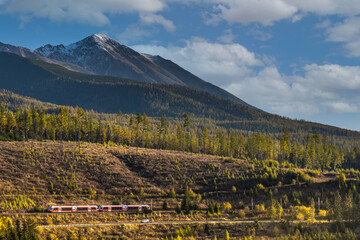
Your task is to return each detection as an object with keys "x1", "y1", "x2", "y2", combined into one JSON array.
[
  {"x1": 206, "y1": 0, "x2": 360, "y2": 26},
  {"x1": 133, "y1": 37, "x2": 263, "y2": 87},
  {"x1": 134, "y1": 40, "x2": 360, "y2": 116},
  {"x1": 0, "y1": 0, "x2": 166, "y2": 25}
]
